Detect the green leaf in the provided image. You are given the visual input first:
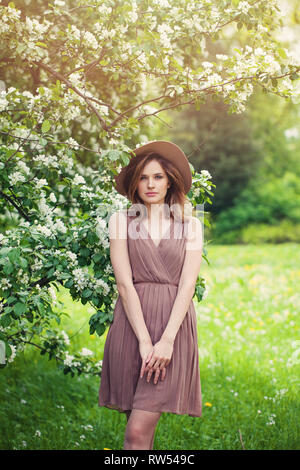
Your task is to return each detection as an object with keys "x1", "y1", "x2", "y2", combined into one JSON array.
[
  {"x1": 7, "y1": 247, "x2": 20, "y2": 263},
  {"x1": 41, "y1": 120, "x2": 51, "y2": 133},
  {"x1": 5, "y1": 342, "x2": 12, "y2": 359},
  {"x1": 0, "y1": 314, "x2": 12, "y2": 328},
  {"x1": 148, "y1": 55, "x2": 157, "y2": 69},
  {"x1": 3, "y1": 263, "x2": 14, "y2": 275},
  {"x1": 82, "y1": 288, "x2": 93, "y2": 299},
  {"x1": 19, "y1": 257, "x2": 28, "y2": 268},
  {"x1": 278, "y1": 48, "x2": 287, "y2": 59},
  {"x1": 89, "y1": 324, "x2": 96, "y2": 335},
  {"x1": 121, "y1": 152, "x2": 130, "y2": 165},
  {"x1": 80, "y1": 247, "x2": 91, "y2": 258},
  {"x1": 107, "y1": 150, "x2": 120, "y2": 161},
  {"x1": 92, "y1": 253, "x2": 103, "y2": 263},
  {"x1": 64, "y1": 279, "x2": 74, "y2": 288},
  {"x1": 96, "y1": 323, "x2": 107, "y2": 337},
  {"x1": 36, "y1": 42, "x2": 48, "y2": 49},
  {"x1": 39, "y1": 137, "x2": 48, "y2": 147},
  {"x1": 37, "y1": 301, "x2": 45, "y2": 315},
  {"x1": 14, "y1": 302, "x2": 27, "y2": 315},
  {"x1": 87, "y1": 231, "x2": 98, "y2": 244}
]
